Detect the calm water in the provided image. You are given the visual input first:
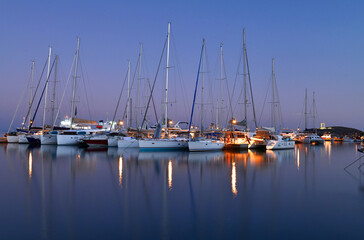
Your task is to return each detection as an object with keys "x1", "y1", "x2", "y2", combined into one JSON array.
[{"x1": 1, "y1": 142, "x2": 364, "y2": 239}]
